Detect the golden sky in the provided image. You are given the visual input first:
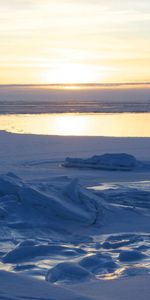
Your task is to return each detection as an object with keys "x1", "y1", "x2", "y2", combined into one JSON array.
[{"x1": 0, "y1": 0, "x2": 150, "y2": 84}]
